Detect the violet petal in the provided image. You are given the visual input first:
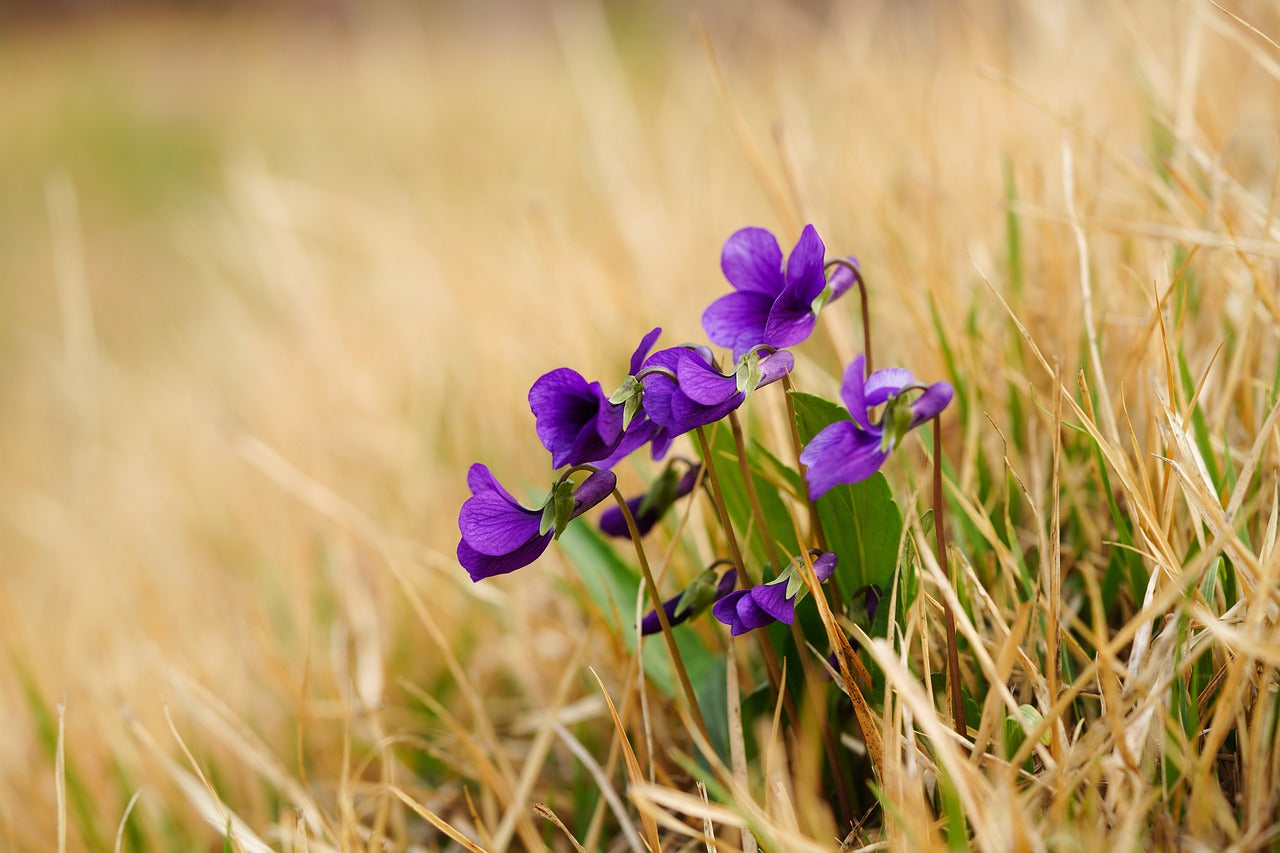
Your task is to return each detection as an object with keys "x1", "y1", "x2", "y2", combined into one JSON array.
[
  {"x1": 784, "y1": 224, "x2": 828, "y2": 305},
  {"x1": 720, "y1": 227, "x2": 785, "y2": 296}
]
